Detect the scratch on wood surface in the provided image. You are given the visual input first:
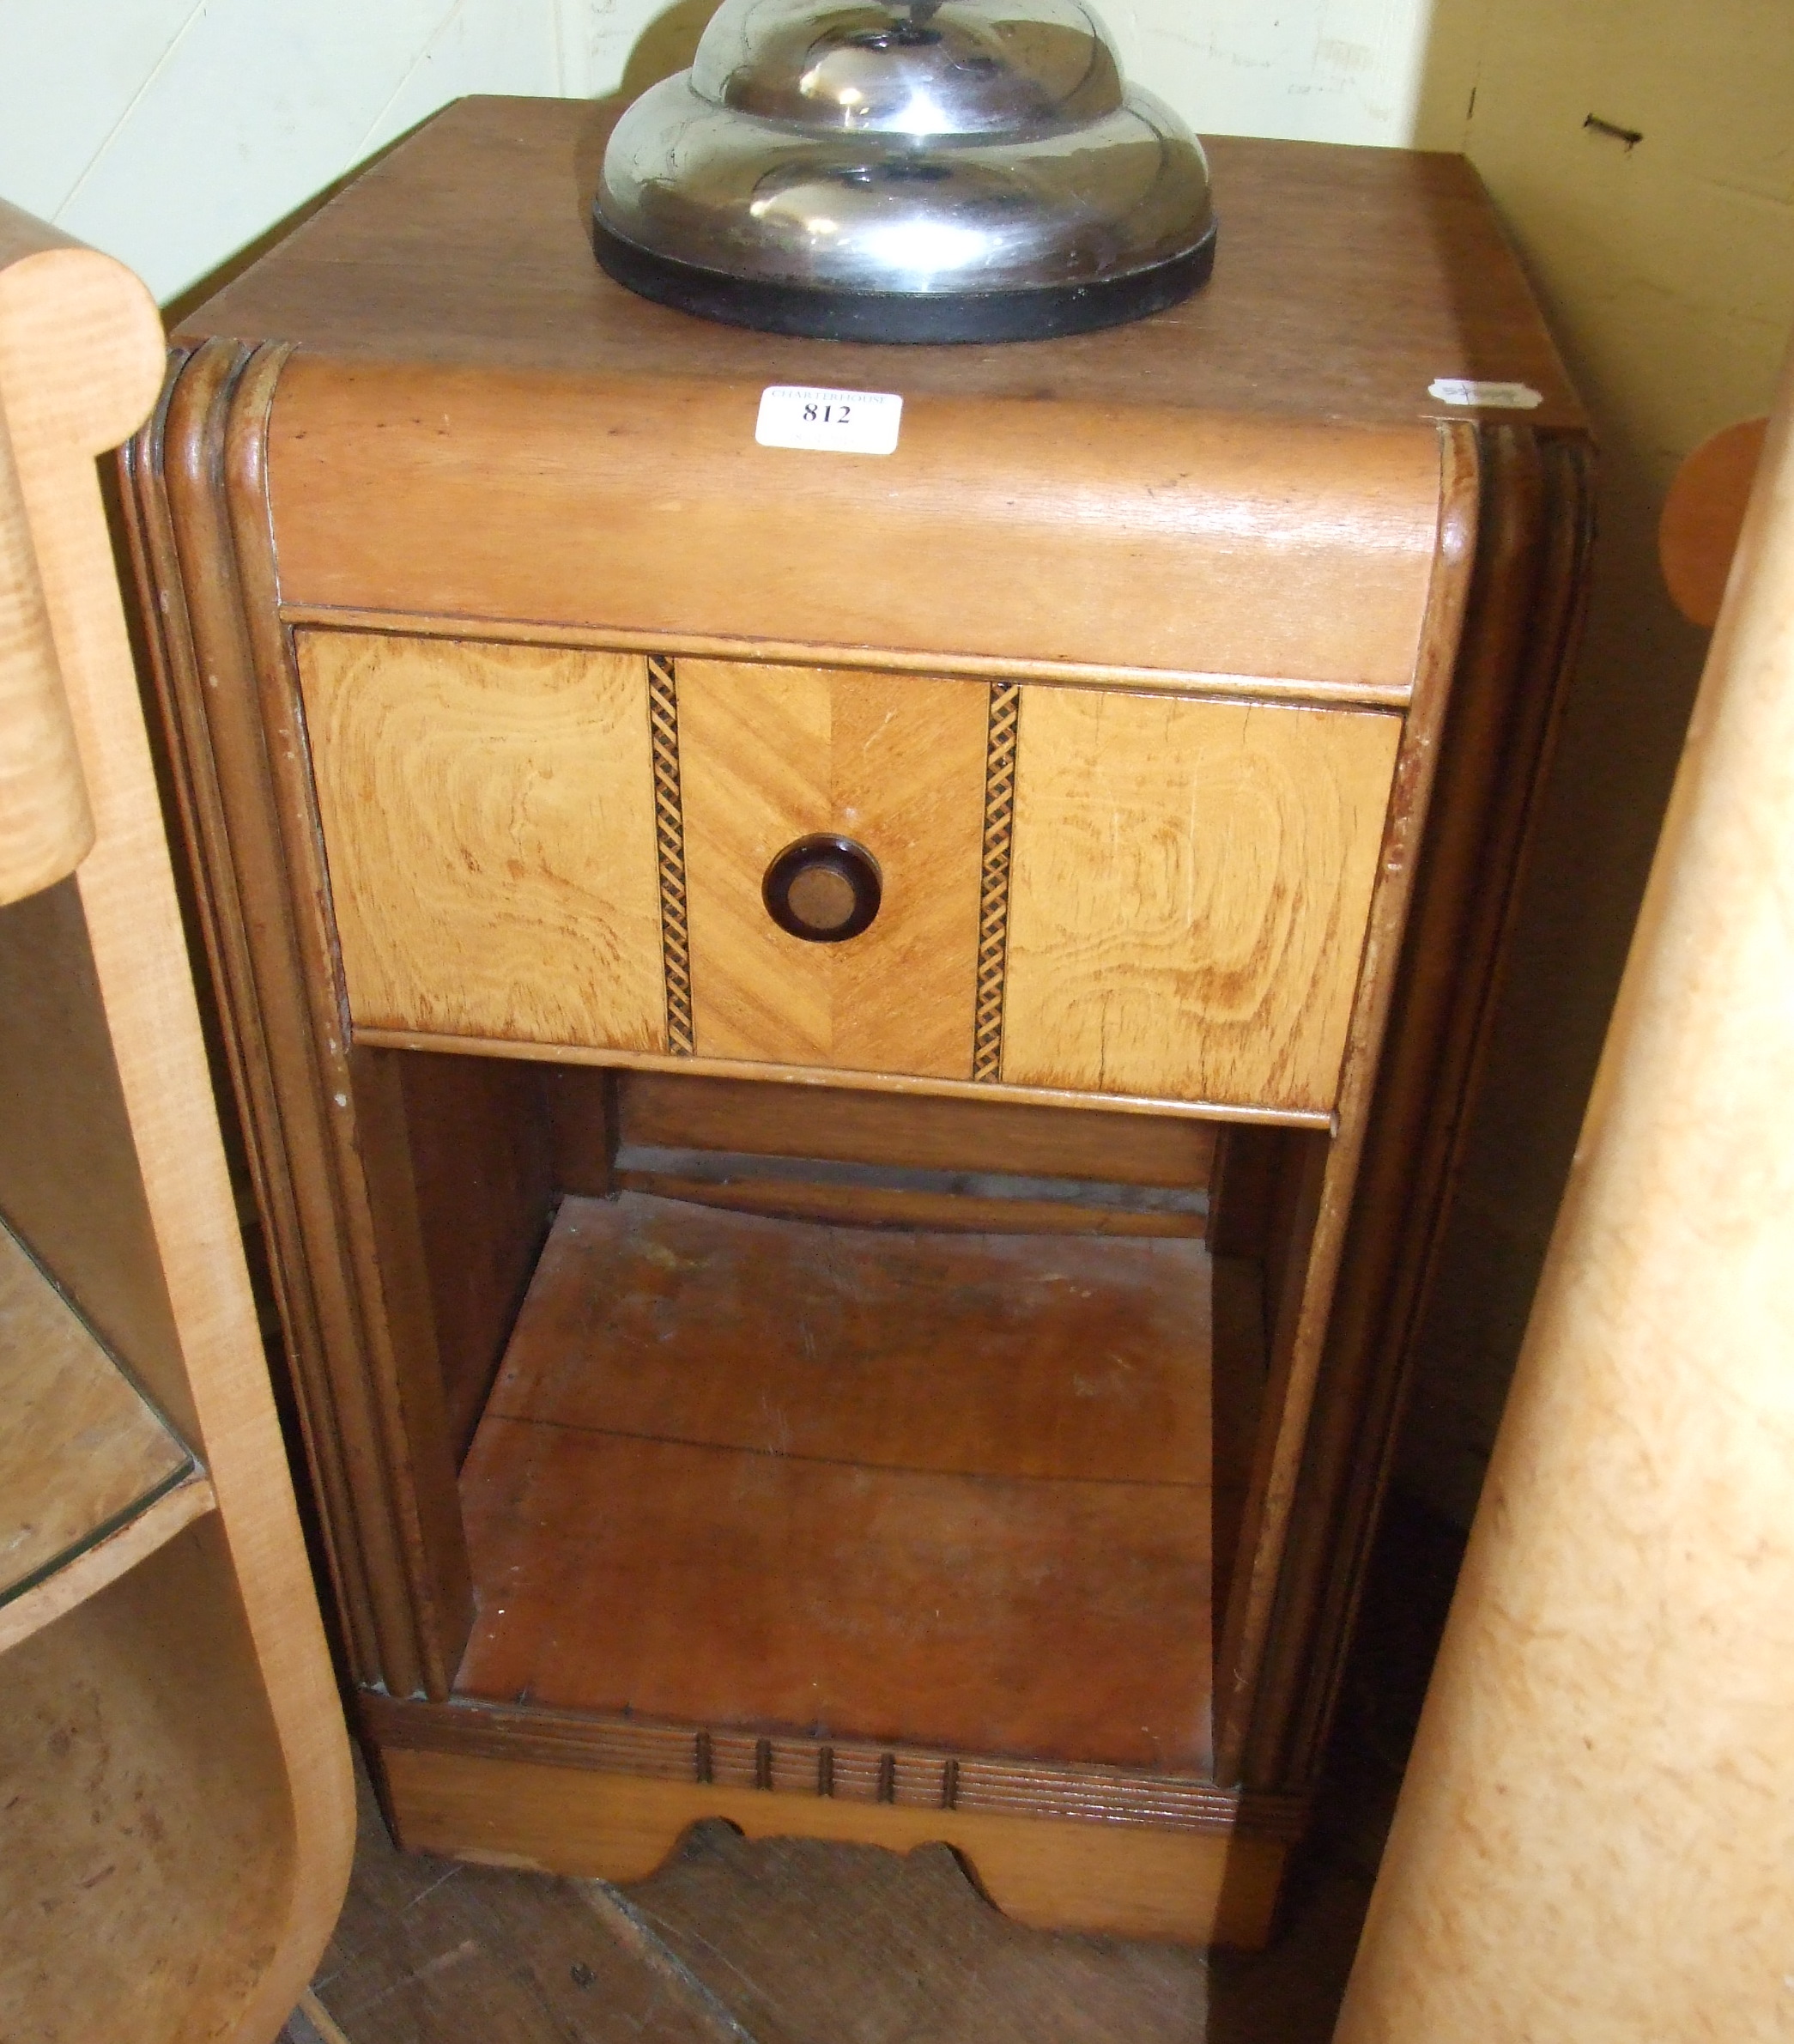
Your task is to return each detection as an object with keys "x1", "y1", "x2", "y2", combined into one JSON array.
[
  {"x1": 580, "y1": 1880, "x2": 765, "y2": 2044},
  {"x1": 339, "y1": 1939, "x2": 482, "y2": 2020},
  {"x1": 295, "y1": 1986, "x2": 356, "y2": 2044}
]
